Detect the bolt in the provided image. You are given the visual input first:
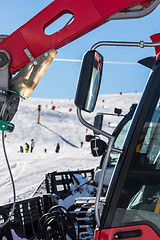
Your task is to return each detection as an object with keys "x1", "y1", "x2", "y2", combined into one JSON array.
[
  {"x1": 139, "y1": 40, "x2": 144, "y2": 48},
  {"x1": 44, "y1": 52, "x2": 49, "y2": 57},
  {"x1": 2, "y1": 125, "x2": 5, "y2": 128},
  {"x1": 114, "y1": 234, "x2": 119, "y2": 239},
  {"x1": 33, "y1": 60, "x2": 38, "y2": 65}
]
